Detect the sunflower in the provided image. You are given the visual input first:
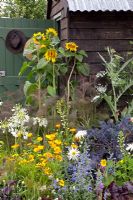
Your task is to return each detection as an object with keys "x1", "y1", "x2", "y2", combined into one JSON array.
[
  {"x1": 46, "y1": 28, "x2": 58, "y2": 37},
  {"x1": 45, "y1": 49, "x2": 58, "y2": 63},
  {"x1": 65, "y1": 42, "x2": 78, "y2": 52}
]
